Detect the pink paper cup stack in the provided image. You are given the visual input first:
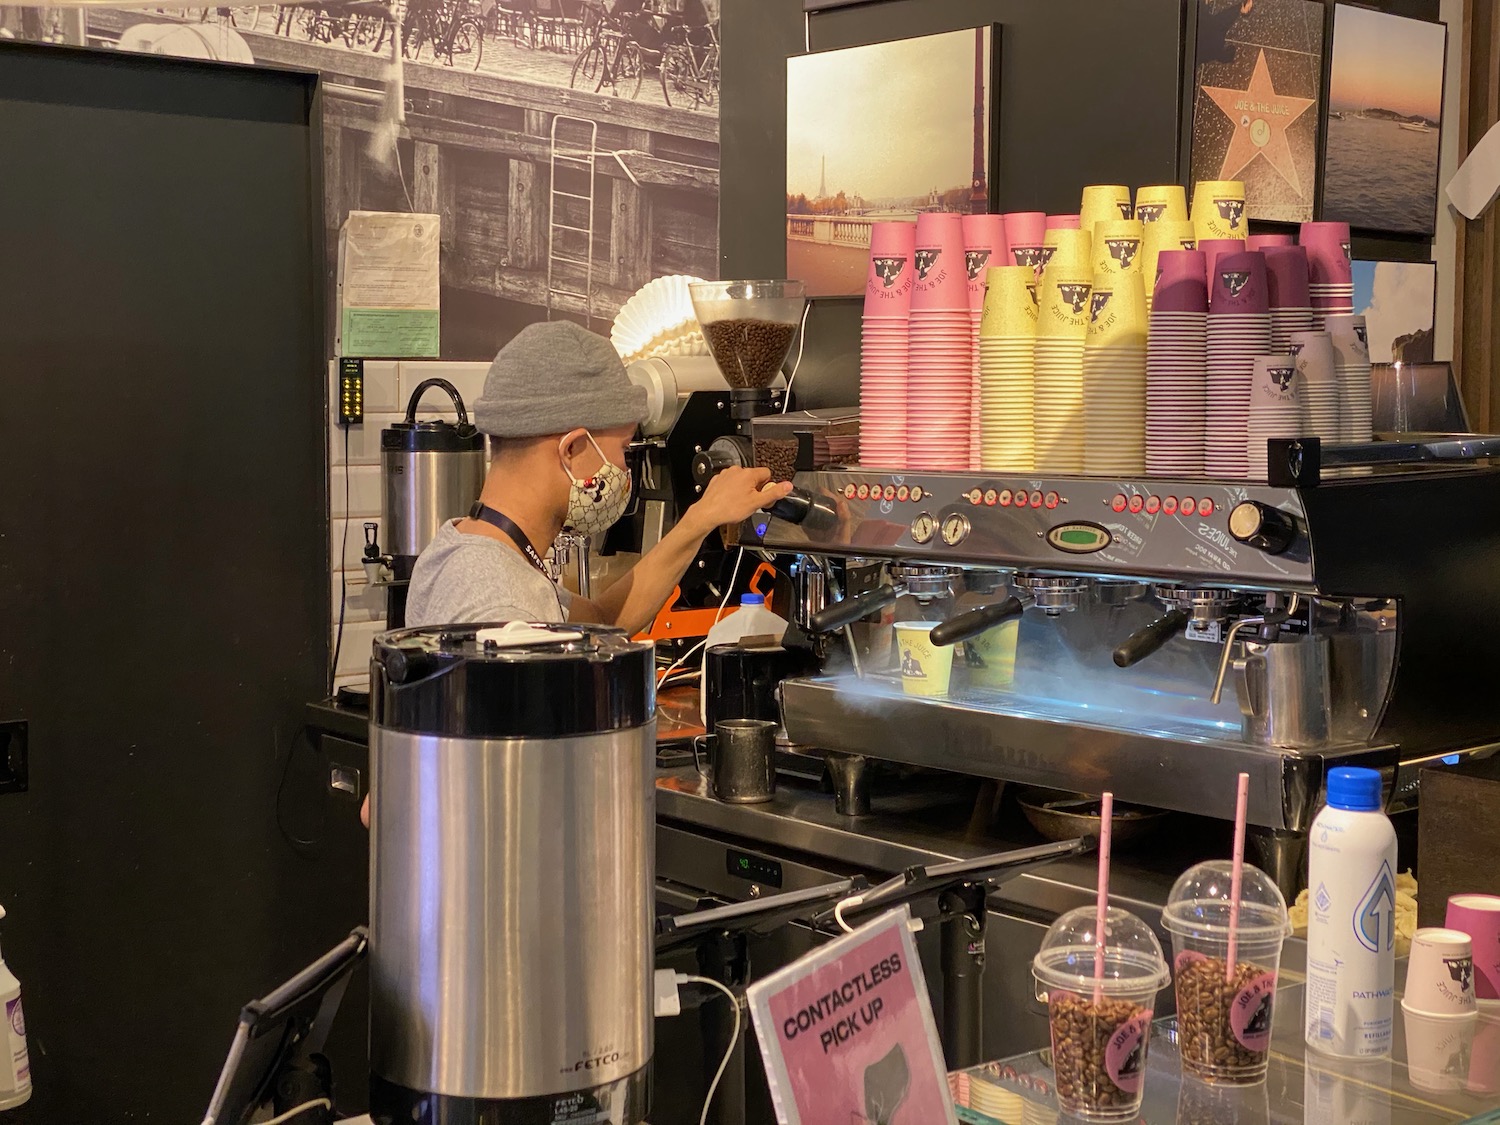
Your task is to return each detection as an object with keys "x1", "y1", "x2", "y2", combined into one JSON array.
[
  {"x1": 908, "y1": 212, "x2": 974, "y2": 470},
  {"x1": 1299, "y1": 221, "x2": 1354, "y2": 325},
  {"x1": 859, "y1": 220, "x2": 916, "y2": 468},
  {"x1": 1206, "y1": 251, "x2": 1272, "y2": 479},
  {"x1": 1147, "y1": 250, "x2": 1210, "y2": 476},
  {"x1": 1263, "y1": 245, "x2": 1316, "y2": 354},
  {"x1": 1004, "y1": 211, "x2": 1048, "y2": 273}
]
